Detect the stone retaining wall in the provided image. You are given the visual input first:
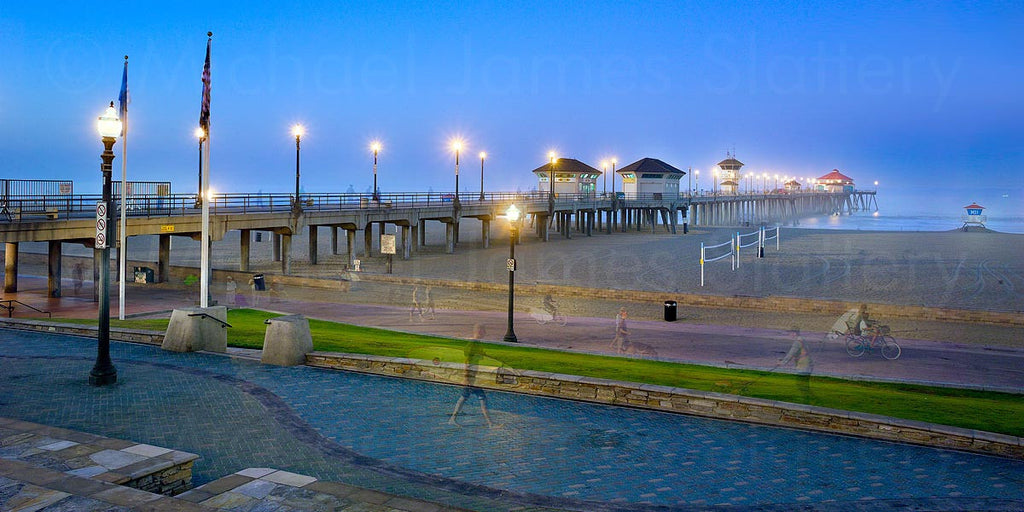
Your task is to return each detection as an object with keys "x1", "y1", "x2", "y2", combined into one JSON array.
[{"x1": 305, "y1": 351, "x2": 1024, "y2": 460}]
